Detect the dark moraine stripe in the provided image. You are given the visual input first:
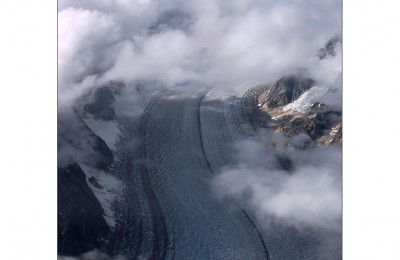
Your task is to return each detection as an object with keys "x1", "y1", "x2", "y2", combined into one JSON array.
[{"x1": 138, "y1": 102, "x2": 170, "y2": 260}]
